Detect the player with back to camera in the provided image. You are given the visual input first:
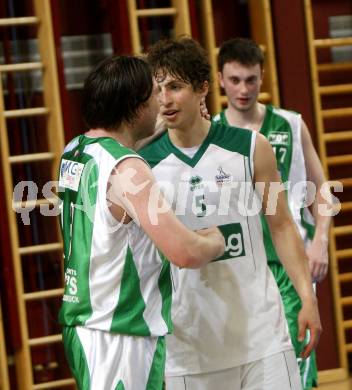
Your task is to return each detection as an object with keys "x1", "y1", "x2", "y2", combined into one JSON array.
[{"x1": 58, "y1": 55, "x2": 225, "y2": 390}]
